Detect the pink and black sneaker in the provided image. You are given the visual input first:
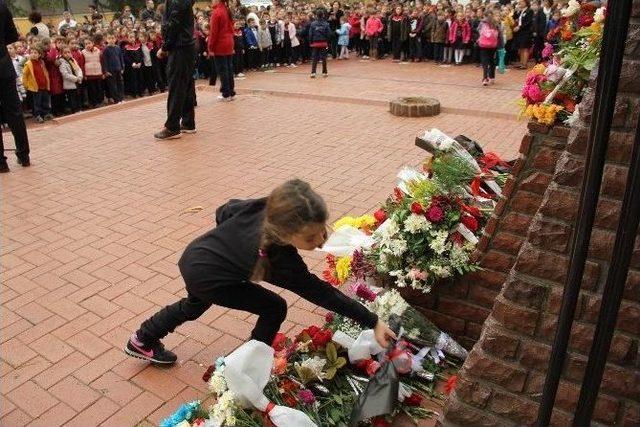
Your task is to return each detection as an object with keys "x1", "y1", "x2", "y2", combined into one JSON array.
[{"x1": 125, "y1": 333, "x2": 177, "y2": 364}]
